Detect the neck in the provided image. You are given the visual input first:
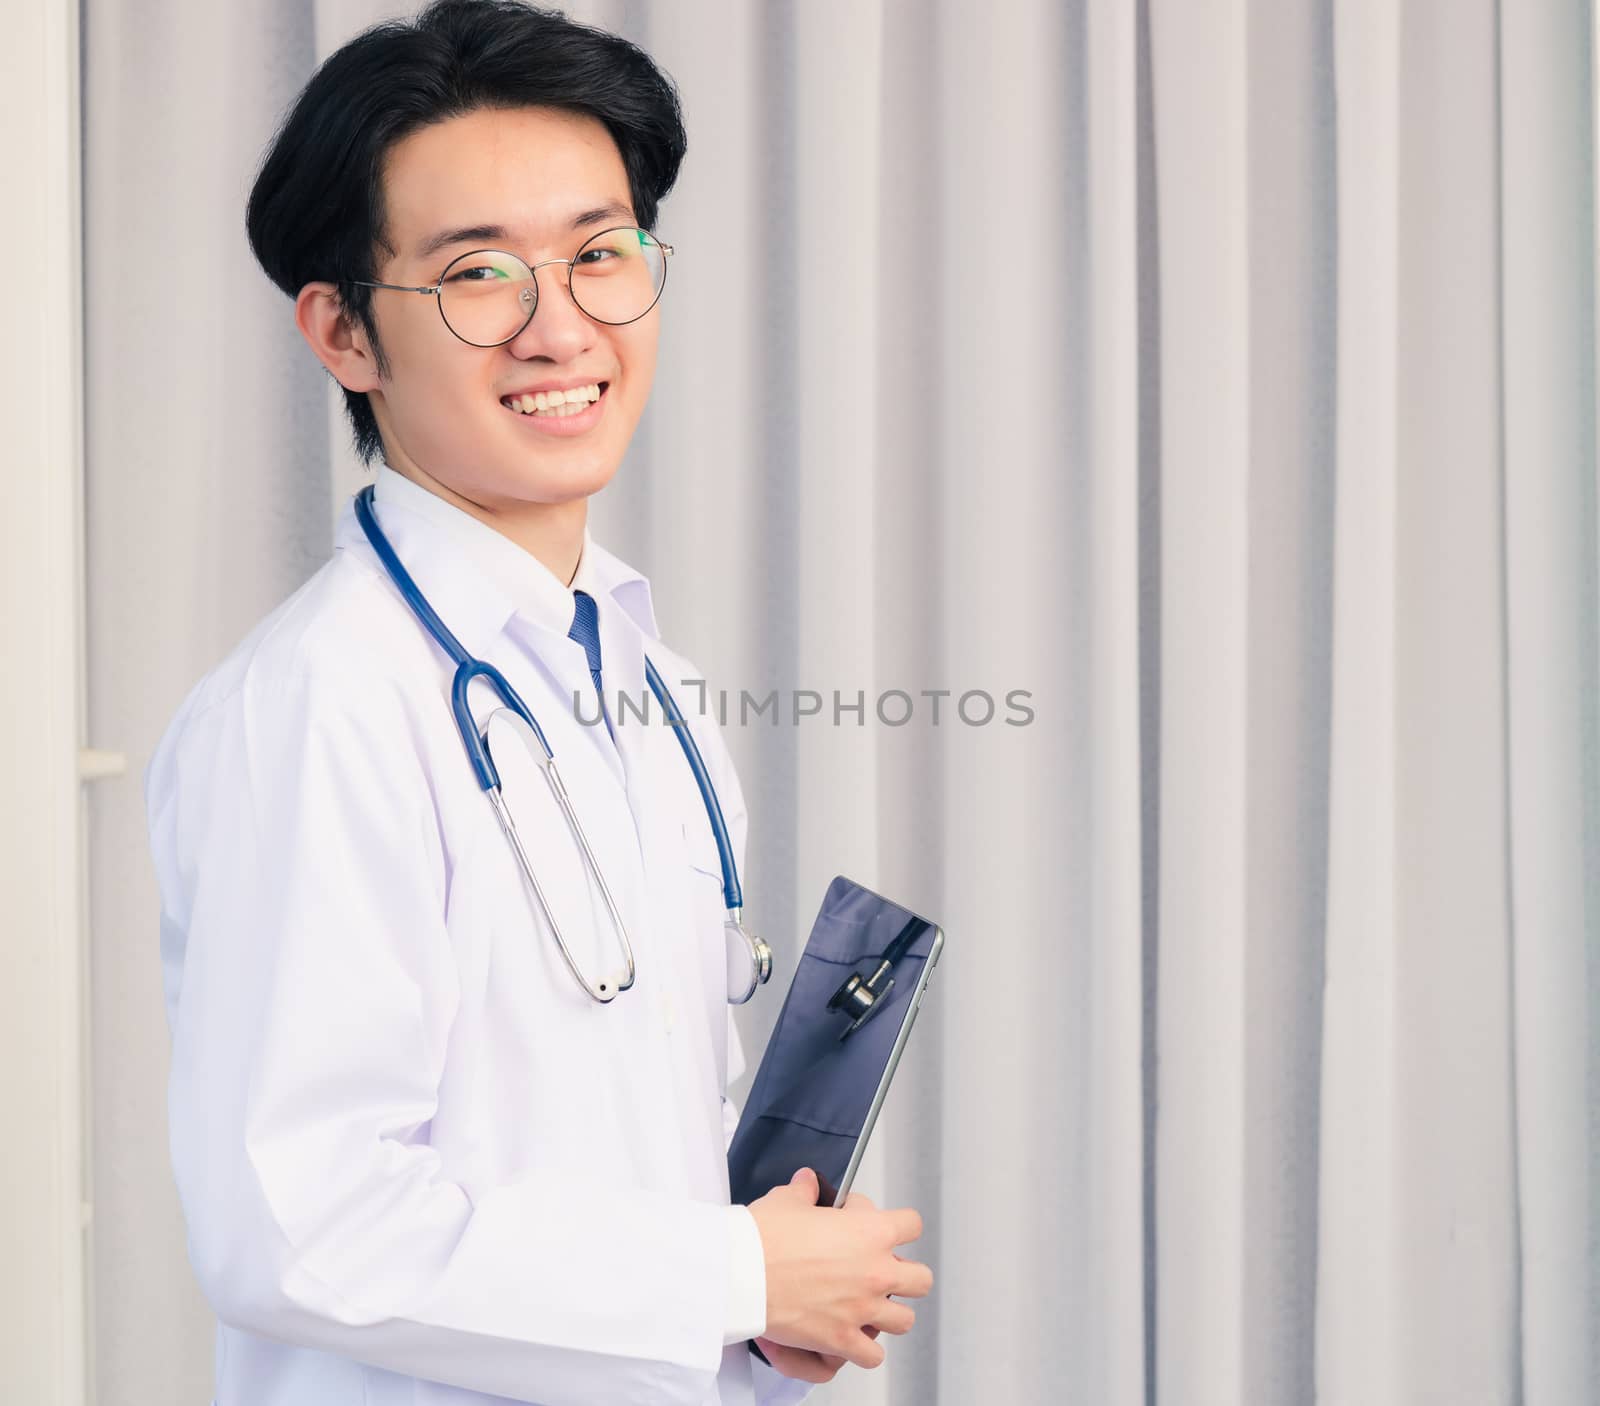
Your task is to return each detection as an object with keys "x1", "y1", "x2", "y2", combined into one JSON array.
[{"x1": 384, "y1": 458, "x2": 587, "y2": 587}]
